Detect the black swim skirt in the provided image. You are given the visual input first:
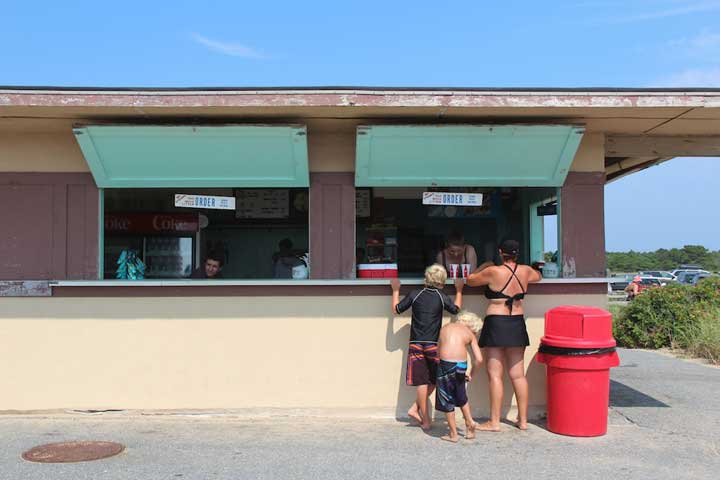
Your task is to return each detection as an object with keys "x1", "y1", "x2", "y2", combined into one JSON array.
[{"x1": 479, "y1": 315, "x2": 530, "y2": 347}]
